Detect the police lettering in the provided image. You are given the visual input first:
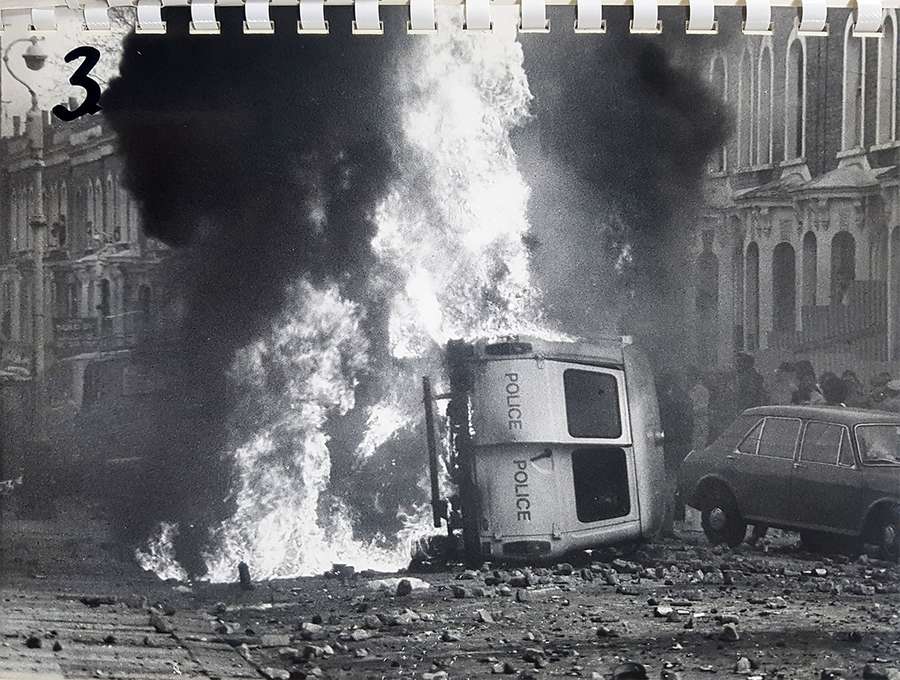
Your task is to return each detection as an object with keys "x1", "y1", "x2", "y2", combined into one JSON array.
[
  {"x1": 513, "y1": 459, "x2": 531, "y2": 521},
  {"x1": 505, "y1": 372, "x2": 523, "y2": 430}
]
